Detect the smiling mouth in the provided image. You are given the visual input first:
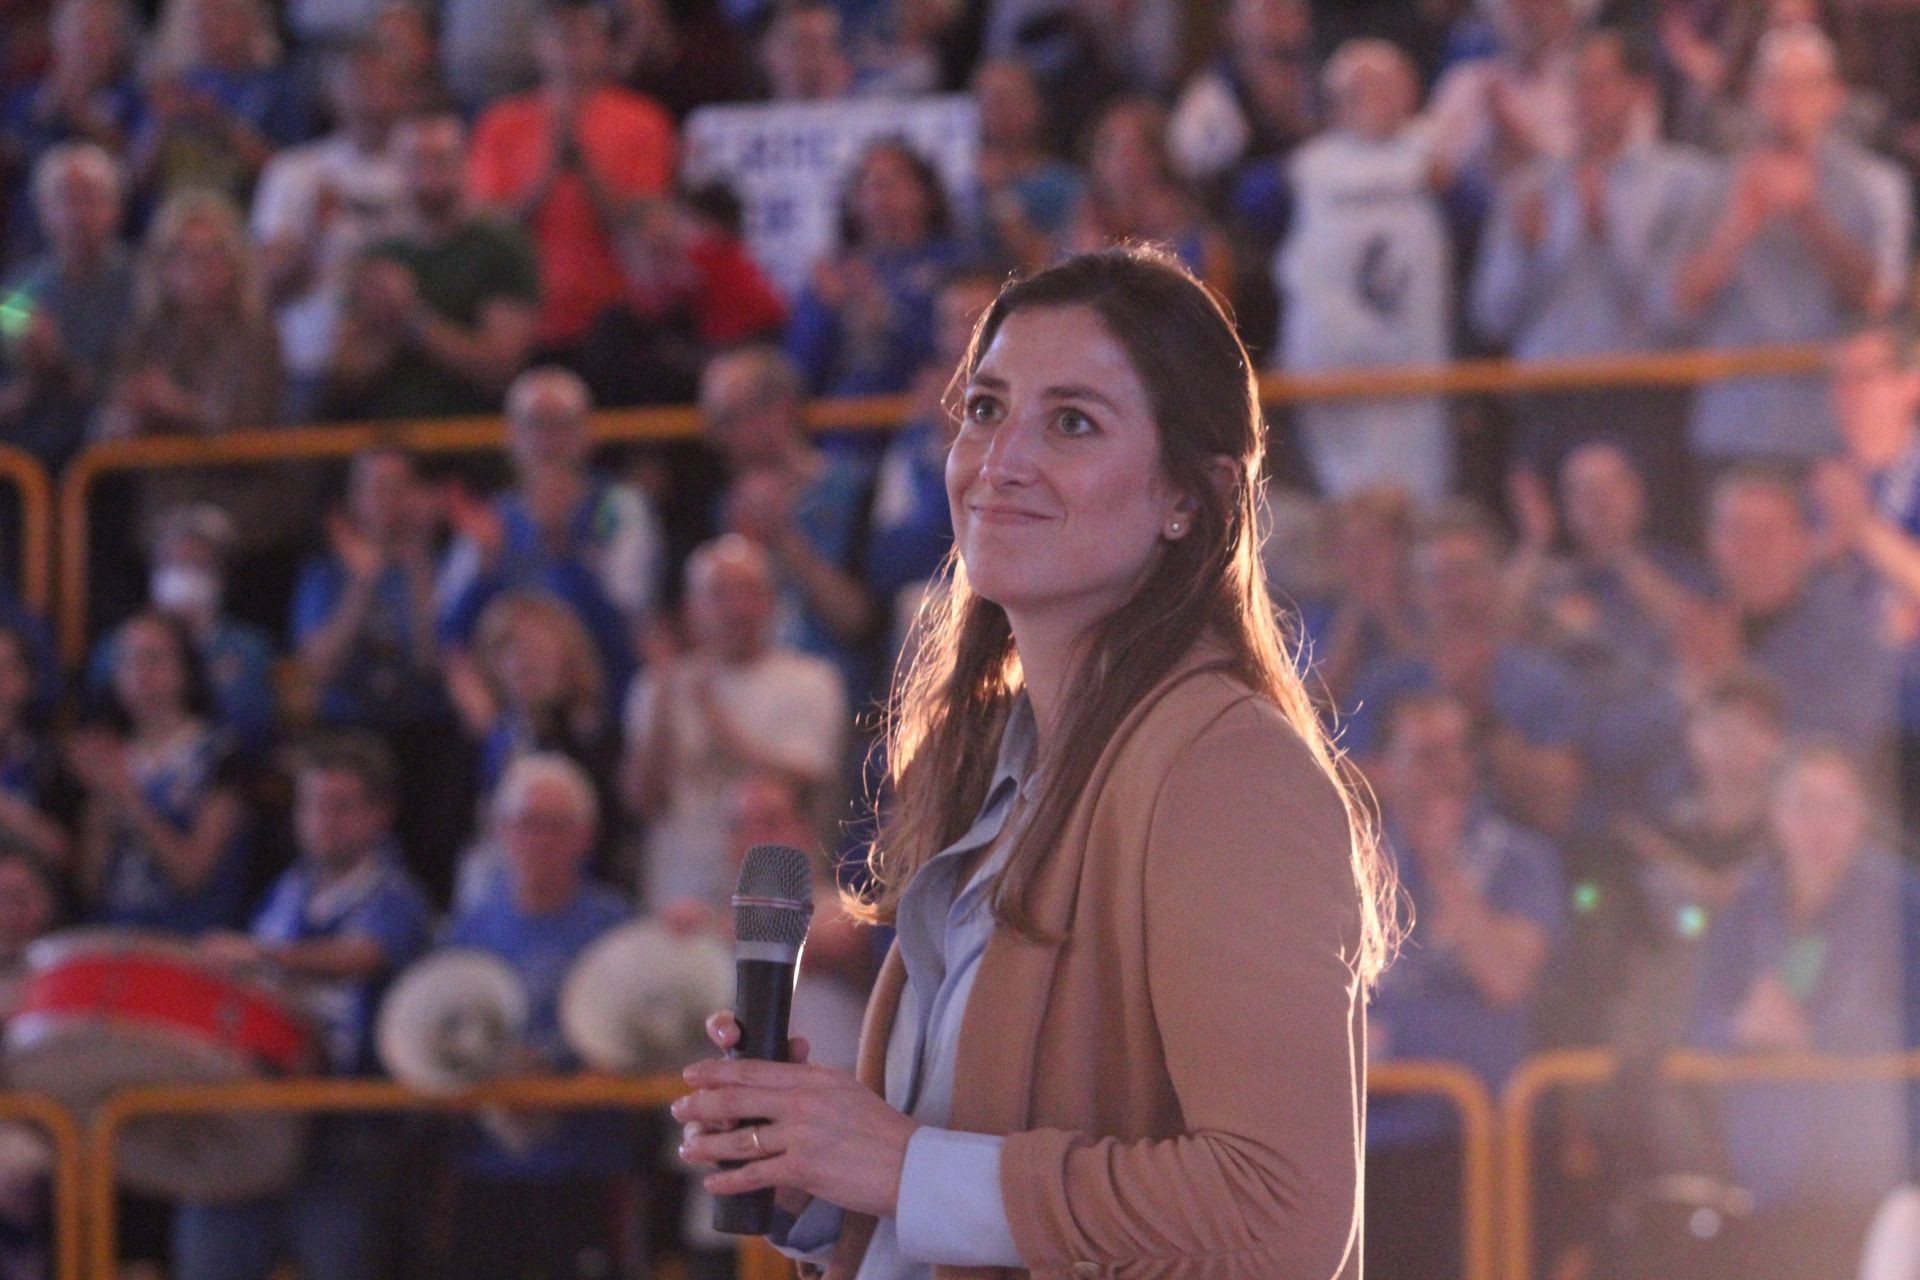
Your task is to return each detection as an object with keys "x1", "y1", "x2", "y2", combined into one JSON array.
[{"x1": 969, "y1": 504, "x2": 1051, "y2": 523}]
